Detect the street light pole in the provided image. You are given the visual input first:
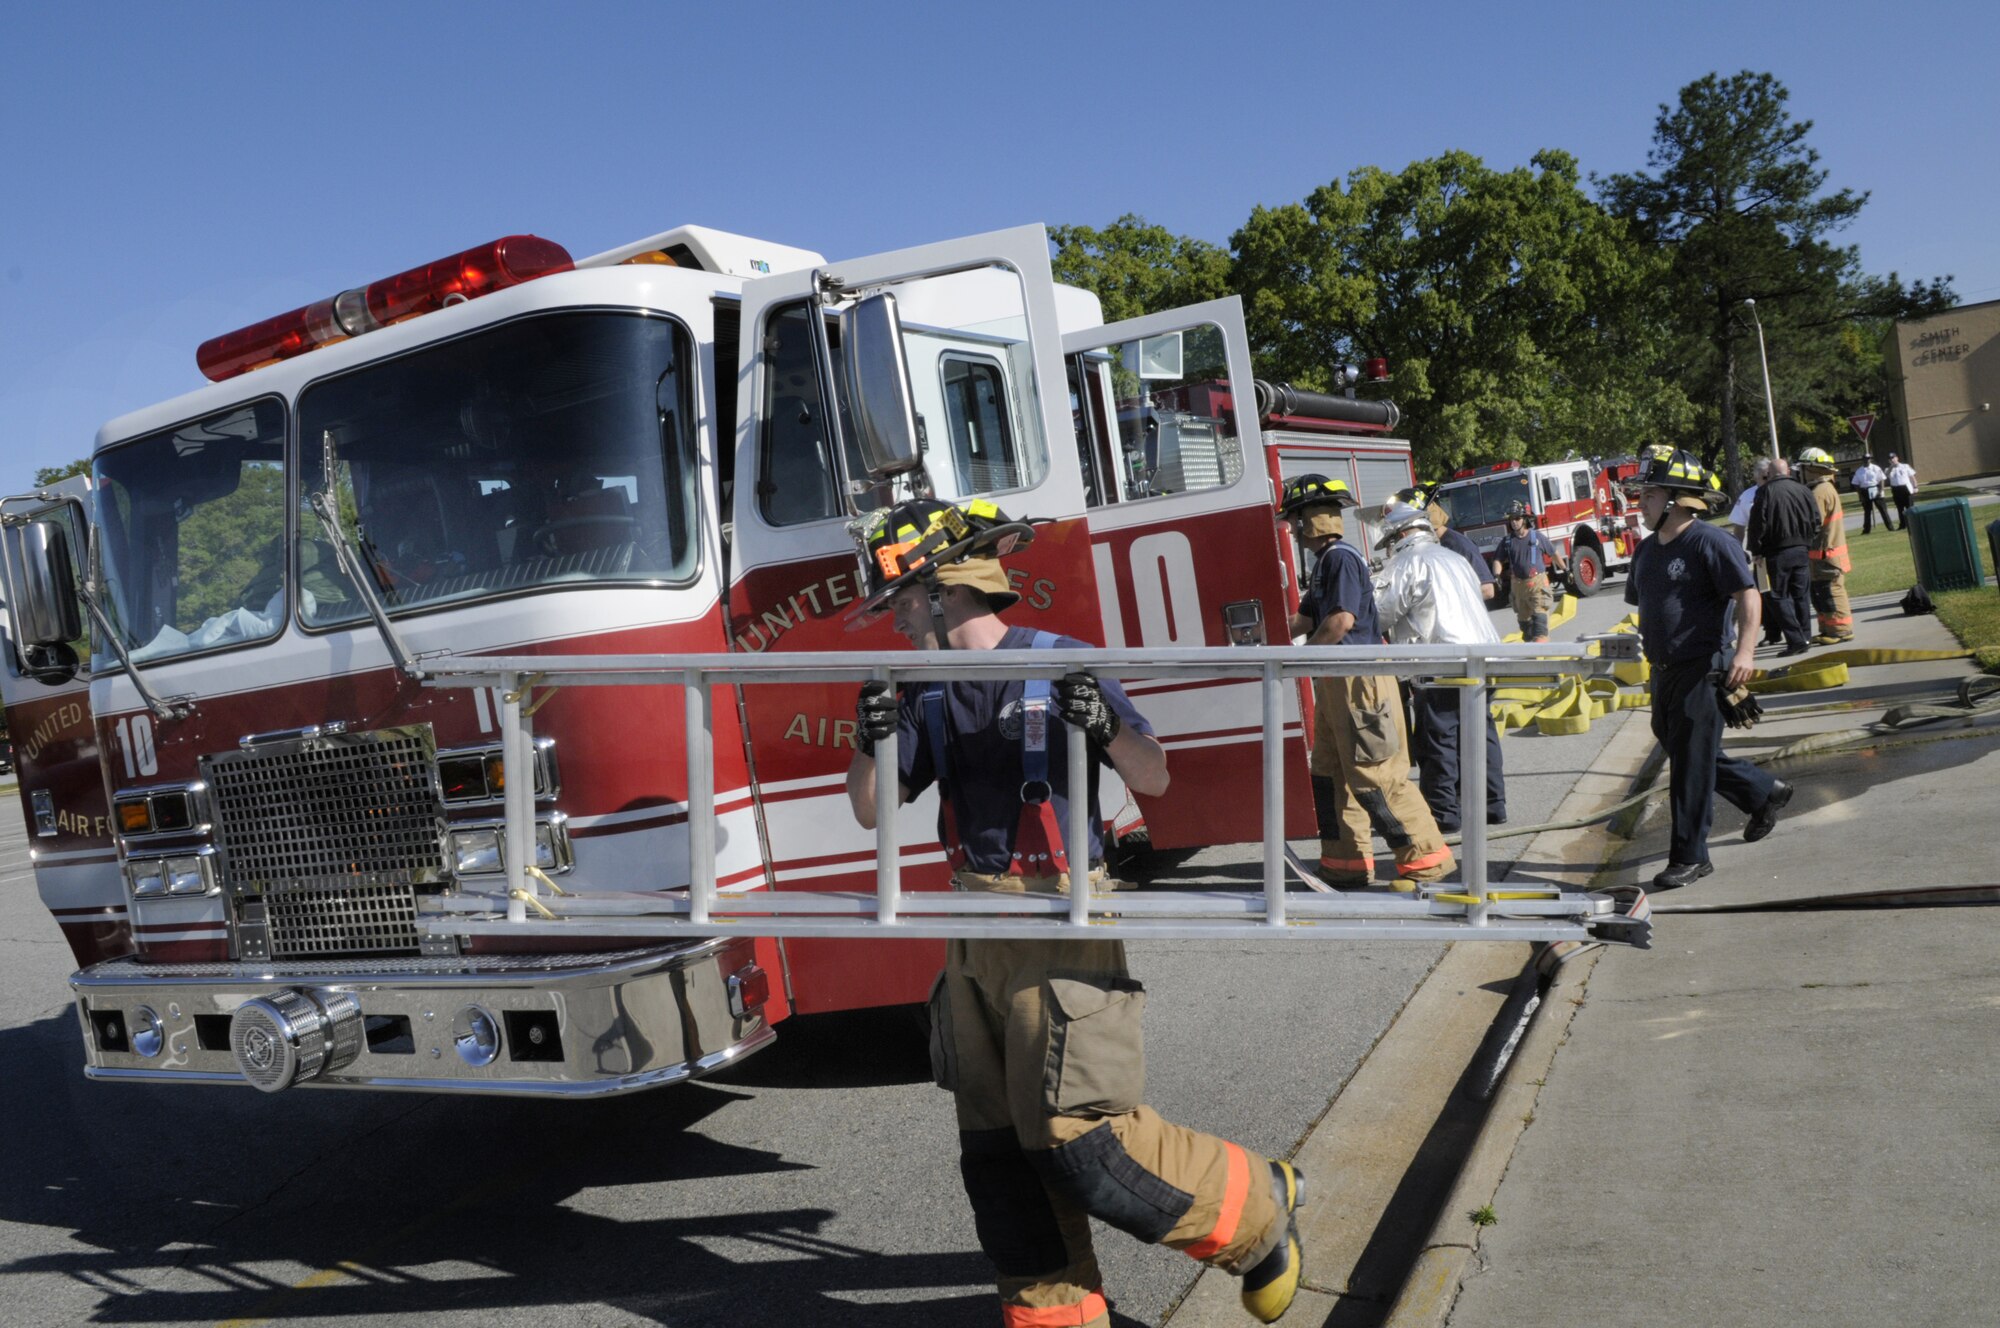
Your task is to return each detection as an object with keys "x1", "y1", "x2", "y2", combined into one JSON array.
[{"x1": 1743, "y1": 298, "x2": 1782, "y2": 462}]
